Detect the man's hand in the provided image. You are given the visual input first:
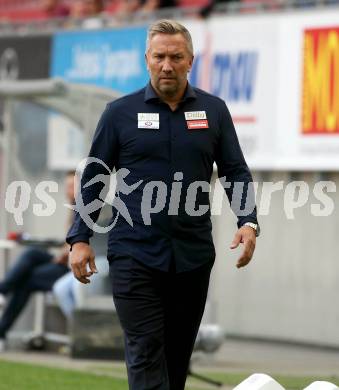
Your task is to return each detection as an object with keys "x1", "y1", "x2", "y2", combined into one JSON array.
[
  {"x1": 70, "y1": 242, "x2": 97, "y2": 284},
  {"x1": 230, "y1": 225, "x2": 256, "y2": 269}
]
